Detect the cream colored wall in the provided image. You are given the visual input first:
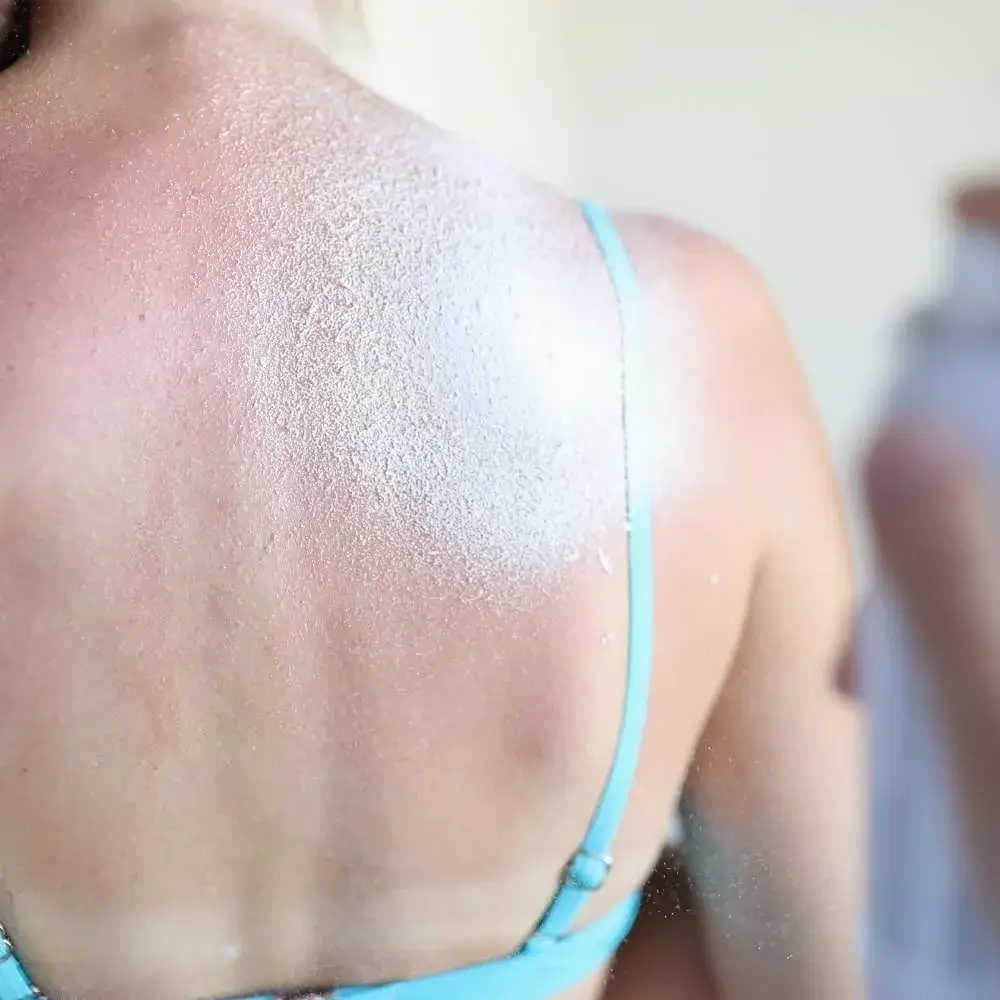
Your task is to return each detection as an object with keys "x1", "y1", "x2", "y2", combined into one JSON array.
[{"x1": 330, "y1": 0, "x2": 1000, "y2": 576}]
